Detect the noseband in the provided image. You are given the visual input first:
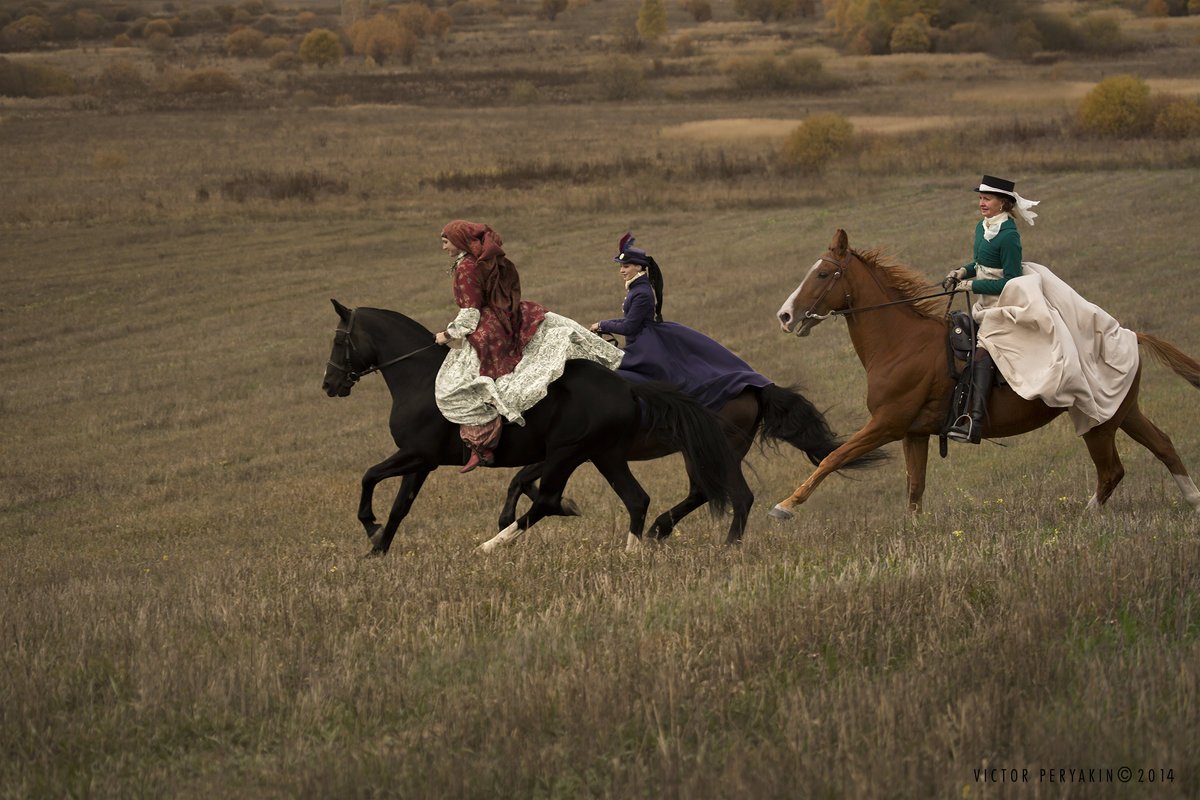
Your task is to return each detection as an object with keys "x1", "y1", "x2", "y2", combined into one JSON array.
[{"x1": 327, "y1": 309, "x2": 439, "y2": 386}]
